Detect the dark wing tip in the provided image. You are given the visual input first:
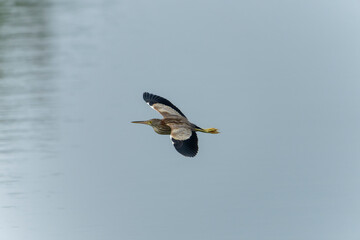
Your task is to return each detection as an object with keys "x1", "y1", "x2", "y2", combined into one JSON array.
[
  {"x1": 143, "y1": 92, "x2": 154, "y2": 105},
  {"x1": 143, "y1": 92, "x2": 186, "y2": 118},
  {"x1": 171, "y1": 132, "x2": 198, "y2": 157}
]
